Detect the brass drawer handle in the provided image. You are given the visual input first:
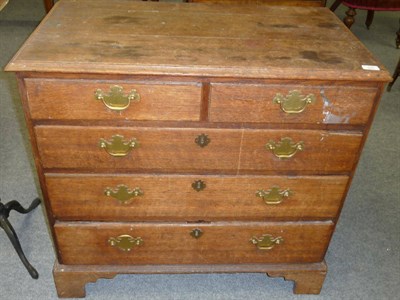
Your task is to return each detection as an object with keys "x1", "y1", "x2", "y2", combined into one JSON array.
[
  {"x1": 256, "y1": 186, "x2": 291, "y2": 205},
  {"x1": 250, "y1": 234, "x2": 283, "y2": 250},
  {"x1": 195, "y1": 133, "x2": 210, "y2": 148},
  {"x1": 95, "y1": 85, "x2": 140, "y2": 111},
  {"x1": 99, "y1": 134, "x2": 139, "y2": 157},
  {"x1": 273, "y1": 90, "x2": 315, "y2": 114},
  {"x1": 265, "y1": 137, "x2": 303, "y2": 159},
  {"x1": 108, "y1": 234, "x2": 143, "y2": 252},
  {"x1": 105, "y1": 184, "x2": 143, "y2": 204},
  {"x1": 192, "y1": 180, "x2": 206, "y2": 192}
]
